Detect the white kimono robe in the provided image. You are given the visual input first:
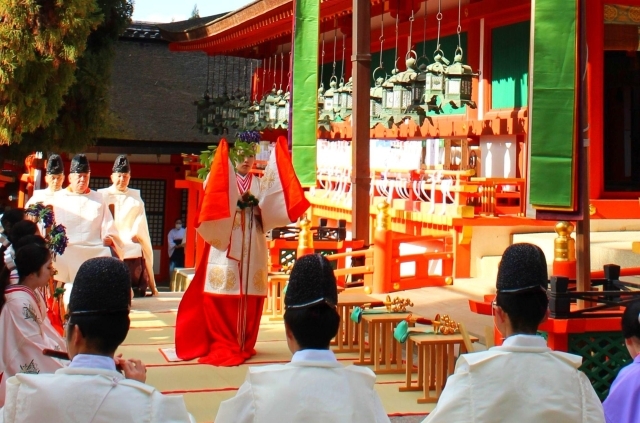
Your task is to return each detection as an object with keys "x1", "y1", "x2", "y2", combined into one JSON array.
[
  {"x1": 204, "y1": 174, "x2": 267, "y2": 297},
  {"x1": 423, "y1": 335, "x2": 605, "y2": 423},
  {"x1": 52, "y1": 189, "x2": 122, "y2": 305},
  {"x1": 0, "y1": 285, "x2": 65, "y2": 407},
  {"x1": 215, "y1": 349, "x2": 391, "y2": 423},
  {"x1": 0, "y1": 366, "x2": 194, "y2": 423},
  {"x1": 99, "y1": 186, "x2": 155, "y2": 287},
  {"x1": 25, "y1": 188, "x2": 57, "y2": 208}
]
